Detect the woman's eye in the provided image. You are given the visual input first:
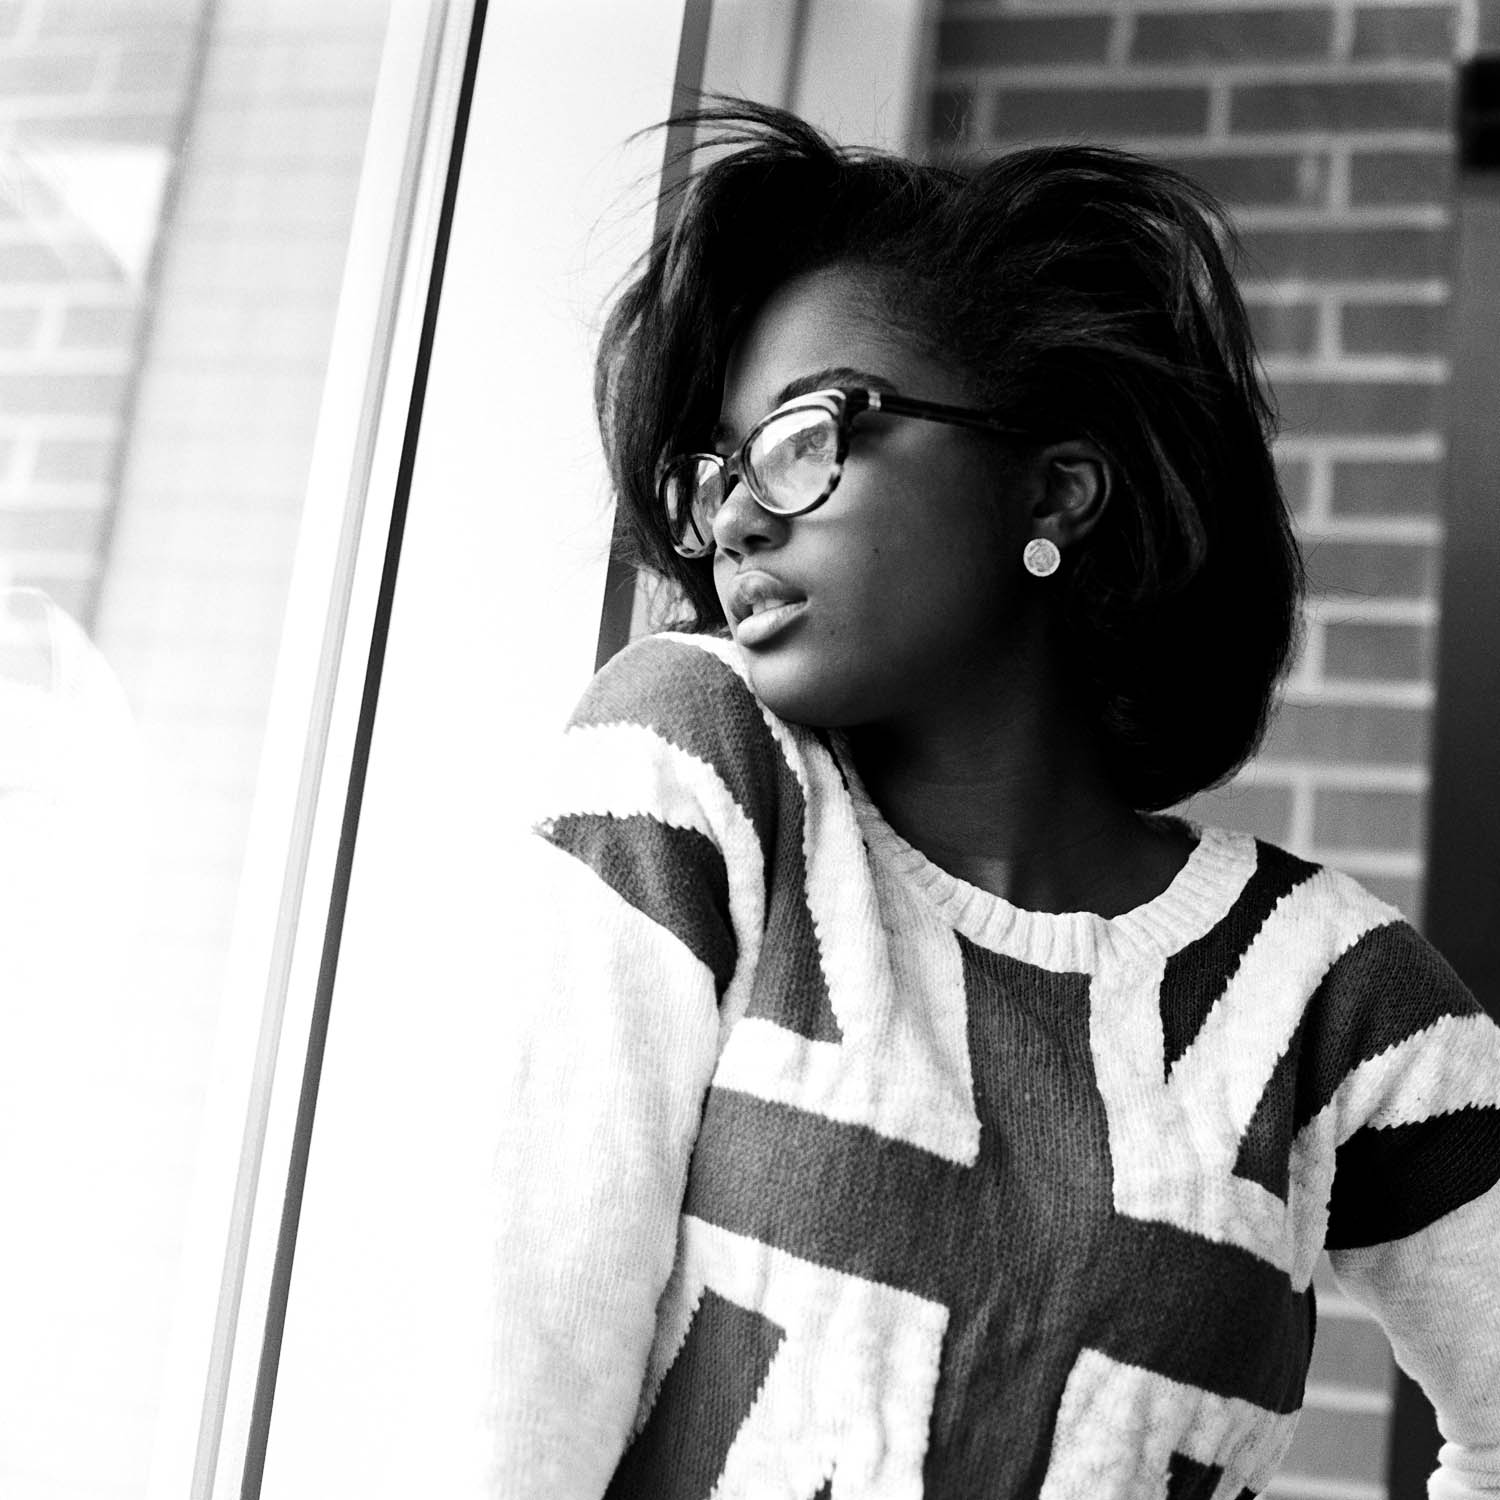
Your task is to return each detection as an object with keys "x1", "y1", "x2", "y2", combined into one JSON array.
[{"x1": 792, "y1": 423, "x2": 834, "y2": 458}]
